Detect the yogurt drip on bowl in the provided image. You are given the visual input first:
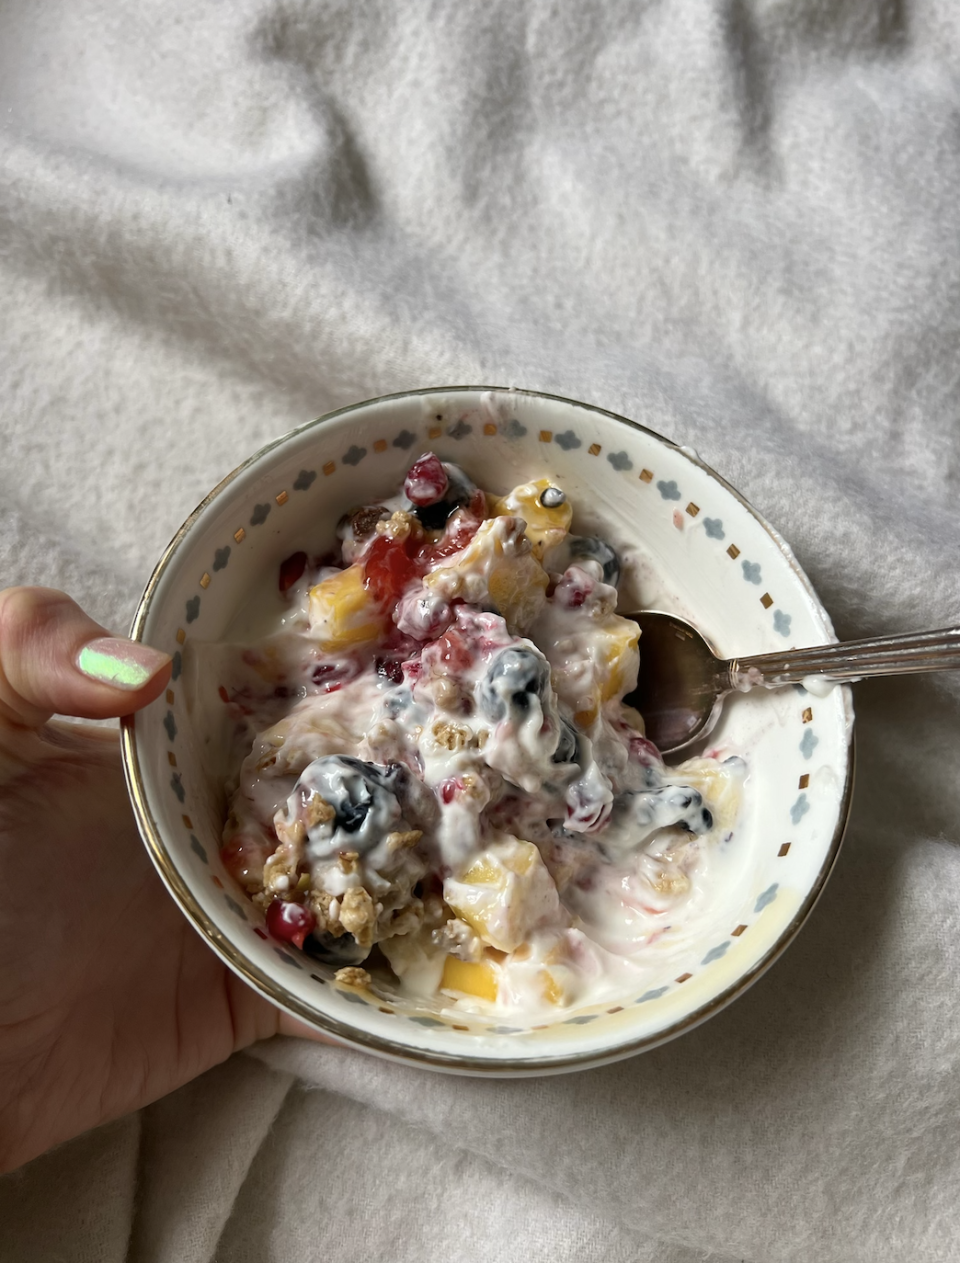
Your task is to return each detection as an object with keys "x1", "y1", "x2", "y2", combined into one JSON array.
[{"x1": 217, "y1": 454, "x2": 746, "y2": 1018}]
